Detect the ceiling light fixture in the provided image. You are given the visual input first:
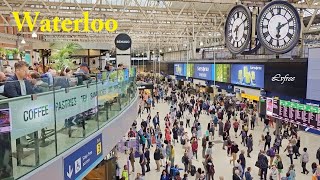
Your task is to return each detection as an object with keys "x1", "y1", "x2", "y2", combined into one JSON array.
[
  {"x1": 32, "y1": 32, "x2": 37, "y2": 38},
  {"x1": 21, "y1": 38, "x2": 26, "y2": 44}
]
